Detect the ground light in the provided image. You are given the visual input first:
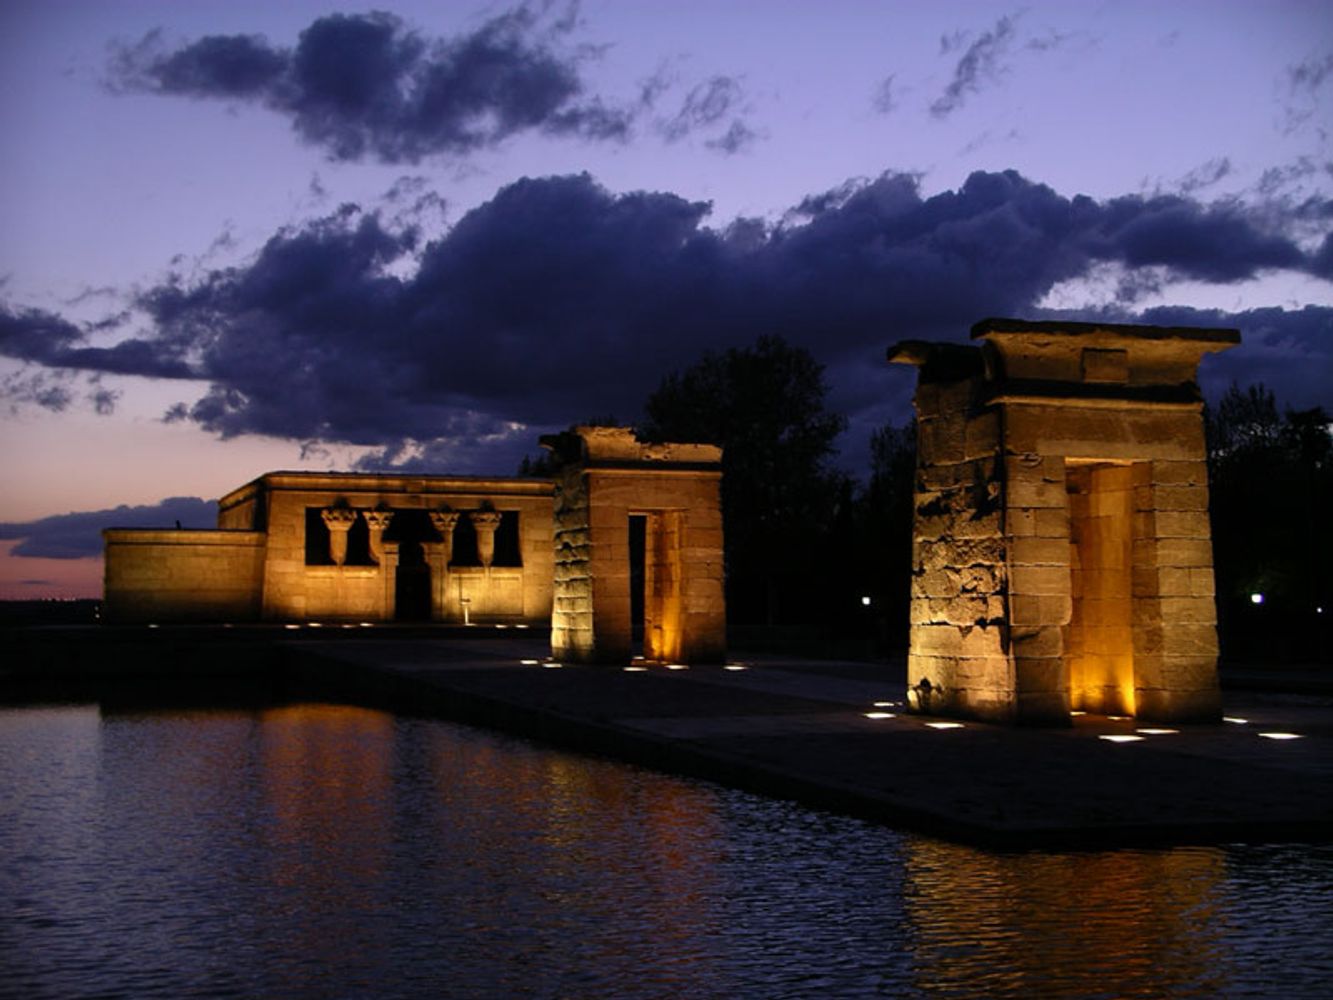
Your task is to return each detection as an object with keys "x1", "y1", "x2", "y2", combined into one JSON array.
[
  {"x1": 864, "y1": 712, "x2": 896, "y2": 720},
  {"x1": 1258, "y1": 732, "x2": 1303, "y2": 740},
  {"x1": 861, "y1": 595, "x2": 871, "y2": 606},
  {"x1": 1136, "y1": 728, "x2": 1179, "y2": 735},
  {"x1": 925, "y1": 722, "x2": 964, "y2": 730},
  {"x1": 520, "y1": 659, "x2": 540, "y2": 665},
  {"x1": 623, "y1": 665, "x2": 648, "y2": 672},
  {"x1": 1250, "y1": 592, "x2": 1265, "y2": 605},
  {"x1": 1223, "y1": 717, "x2": 1249, "y2": 724},
  {"x1": 724, "y1": 664, "x2": 749, "y2": 671},
  {"x1": 541, "y1": 661, "x2": 562, "y2": 669},
  {"x1": 1099, "y1": 734, "x2": 1146, "y2": 743},
  {"x1": 665, "y1": 664, "x2": 689, "y2": 671}
]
